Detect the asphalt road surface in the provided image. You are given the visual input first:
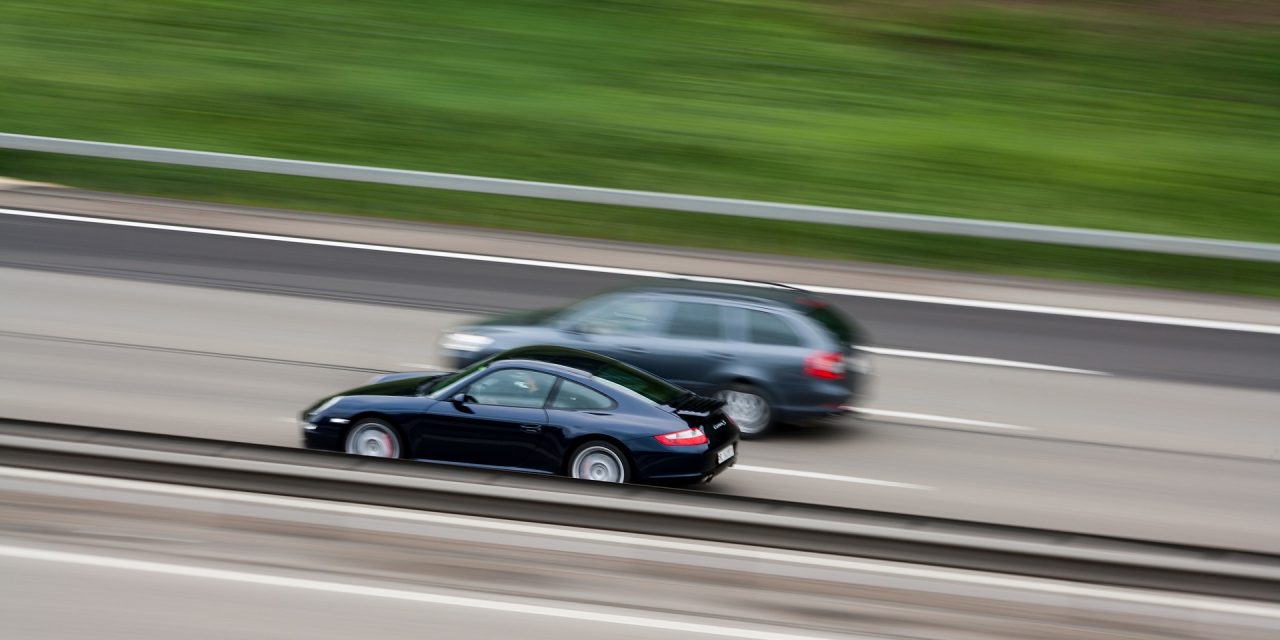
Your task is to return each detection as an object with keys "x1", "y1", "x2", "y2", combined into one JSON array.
[
  {"x1": 3, "y1": 213, "x2": 1280, "y2": 390},
  {"x1": 3, "y1": 221, "x2": 1279, "y2": 552},
  {"x1": 3, "y1": 468, "x2": 1276, "y2": 640}
]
